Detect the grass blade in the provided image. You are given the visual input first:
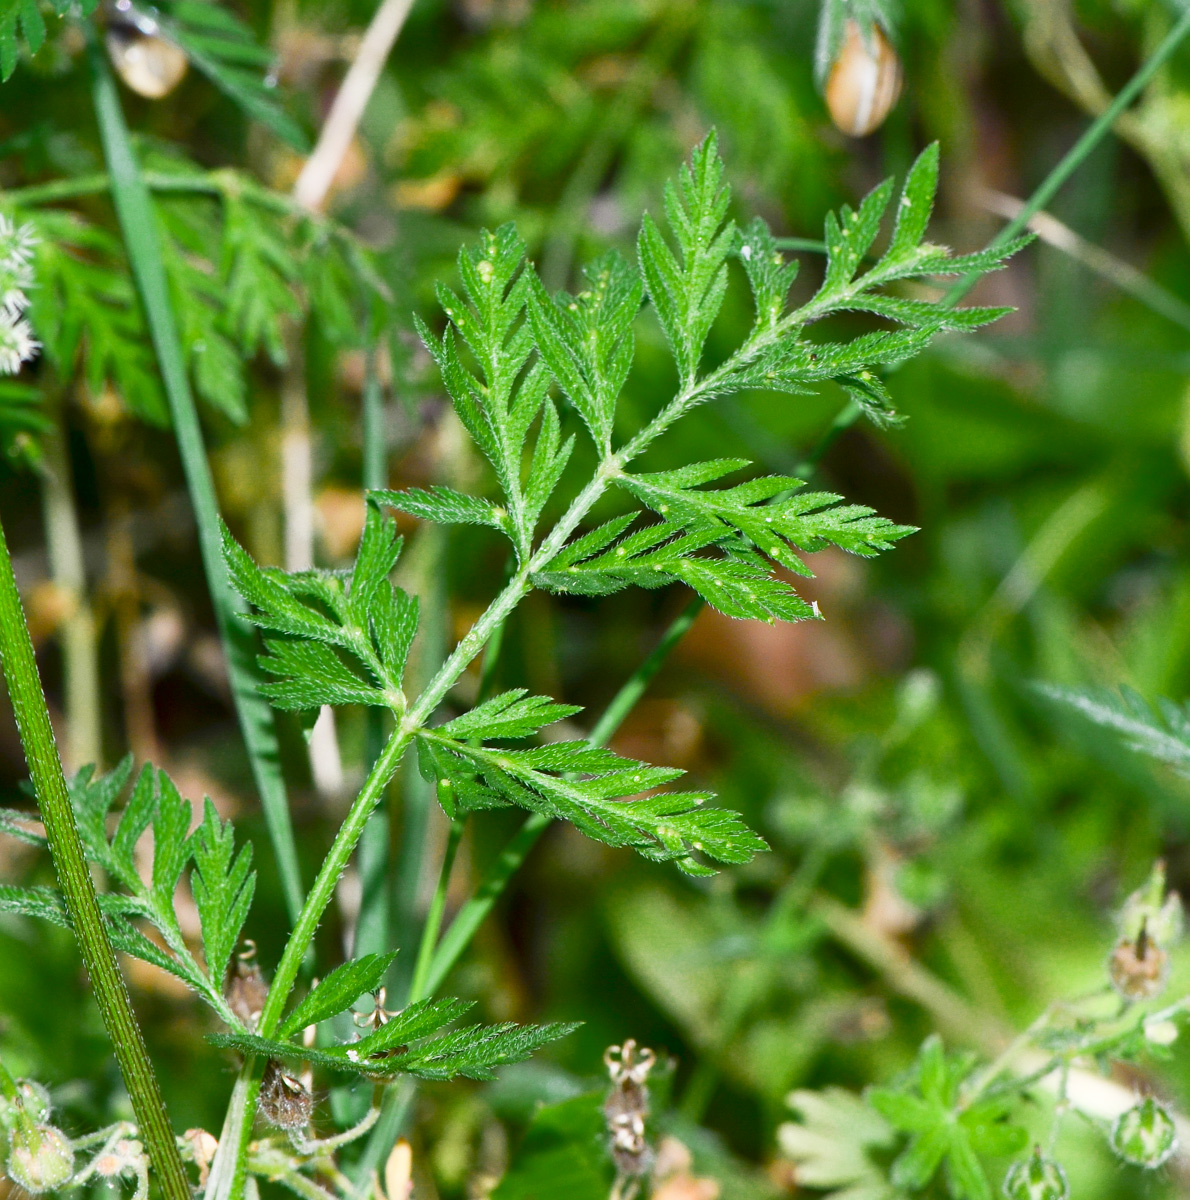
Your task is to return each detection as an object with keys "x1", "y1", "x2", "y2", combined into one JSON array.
[{"x1": 88, "y1": 39, "x2": 304, "y2": 924}]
